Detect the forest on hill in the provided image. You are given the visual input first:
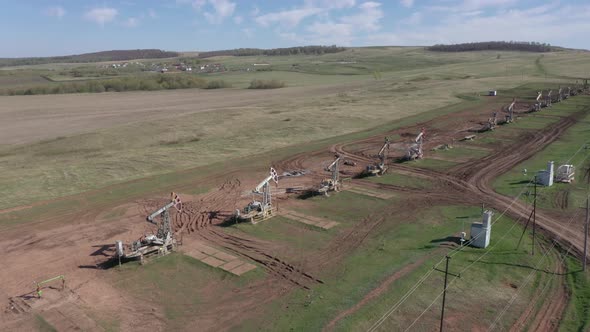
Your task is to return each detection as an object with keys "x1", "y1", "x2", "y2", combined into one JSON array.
[
  {"x1": 427, "y1": 41, "x2": 554, "y2": 52},
  {"x1": 198, "y1": 45, "x2": 346, "y2": 58},
  {"x1": 0, "y1": 49, "x2": 179, "y2": 67}
]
